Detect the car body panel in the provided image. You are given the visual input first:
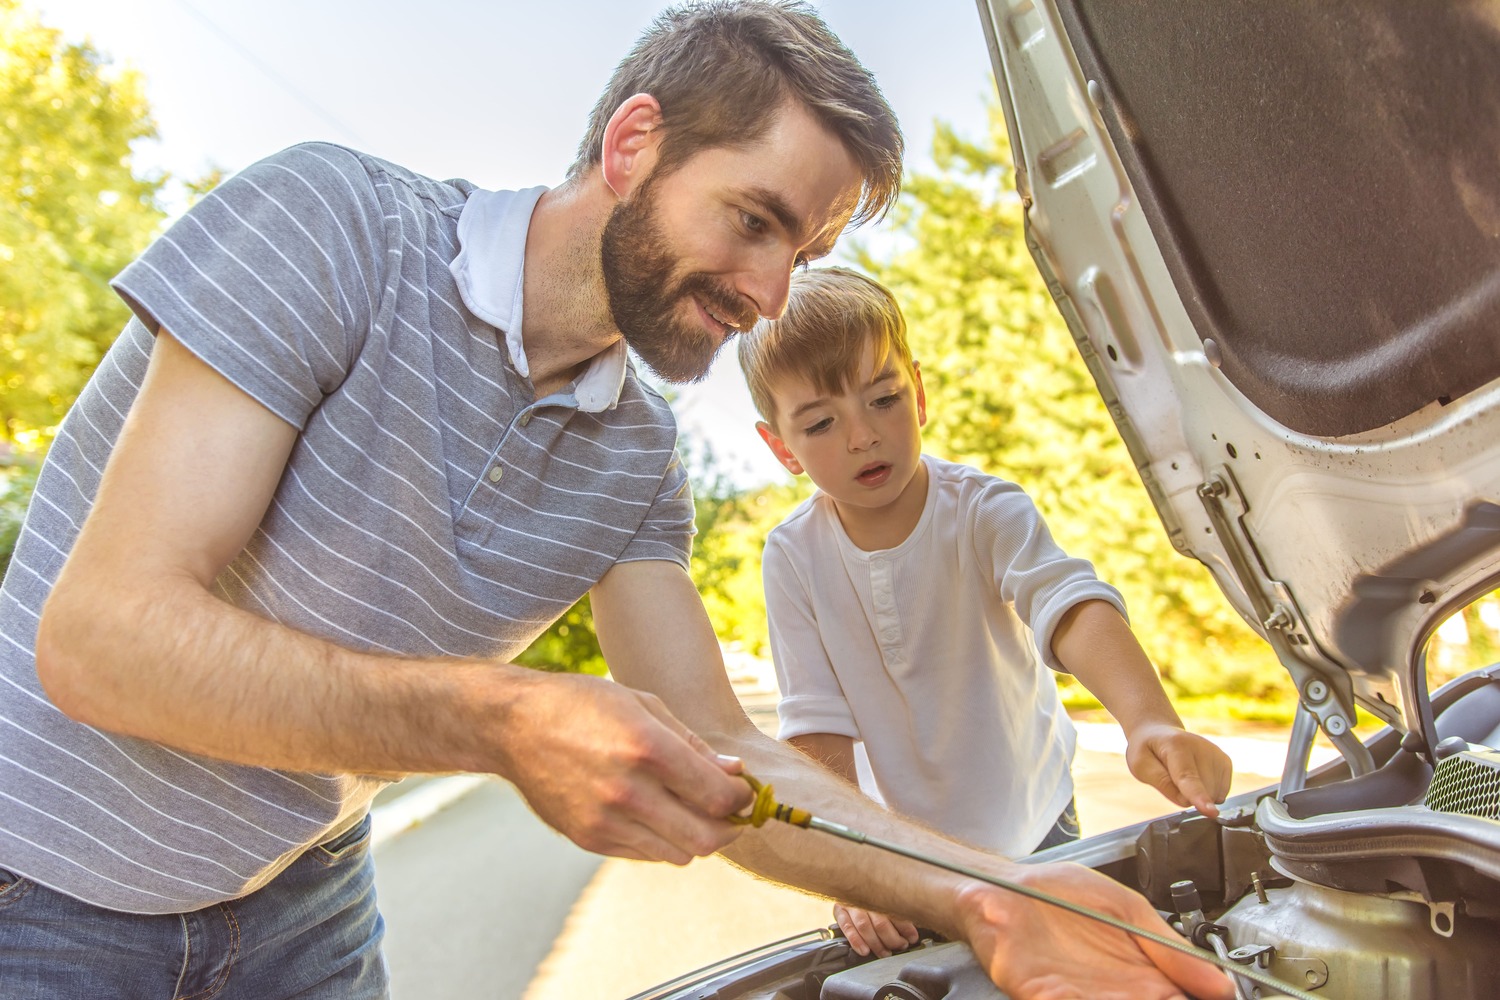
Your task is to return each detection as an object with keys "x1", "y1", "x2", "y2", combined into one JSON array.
[{"x1": 975, "y1": 0, "x2": 1500, "y2": 758}]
